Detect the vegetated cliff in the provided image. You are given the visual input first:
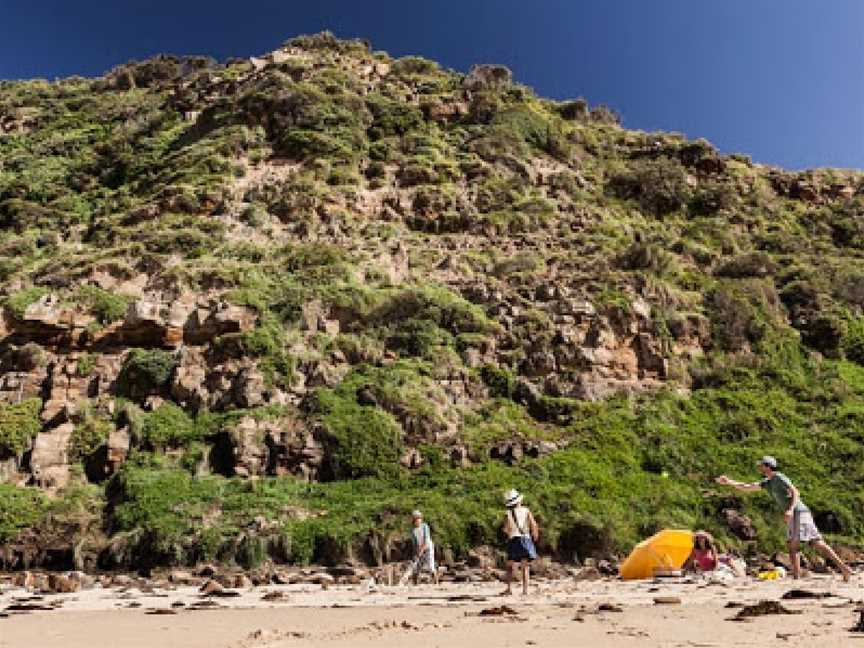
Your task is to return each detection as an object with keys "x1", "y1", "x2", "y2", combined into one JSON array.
[{"x1": 1, "y1": 32, "x2": 863, "y2": 572}]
